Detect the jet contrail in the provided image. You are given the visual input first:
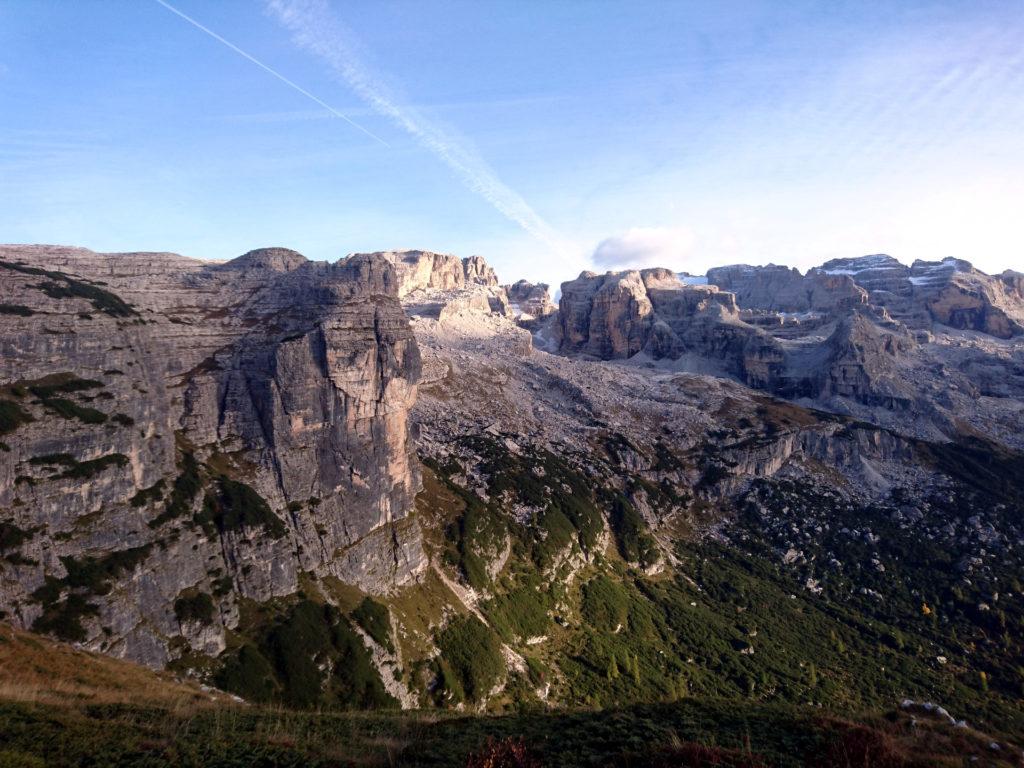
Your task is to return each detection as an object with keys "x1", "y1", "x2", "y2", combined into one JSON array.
[
  {"x1": 265, "y1": 0, "x2": 574, "y2": 259},
  {"x1": 151, "y1": 0, "x2": 389, "y2": 147}
]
